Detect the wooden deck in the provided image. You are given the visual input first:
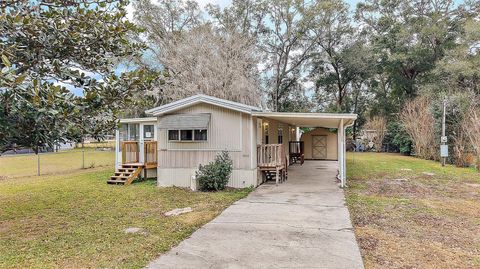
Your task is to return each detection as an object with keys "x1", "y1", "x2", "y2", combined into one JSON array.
[{"x1": 108, "y1": 141, "x2": 157, "y2": 185}]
